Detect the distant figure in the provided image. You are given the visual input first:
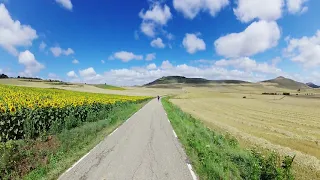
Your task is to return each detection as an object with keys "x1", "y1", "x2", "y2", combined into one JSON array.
[{"x1": 157, "y1": 95, "x2": 160, "y2": 101}]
